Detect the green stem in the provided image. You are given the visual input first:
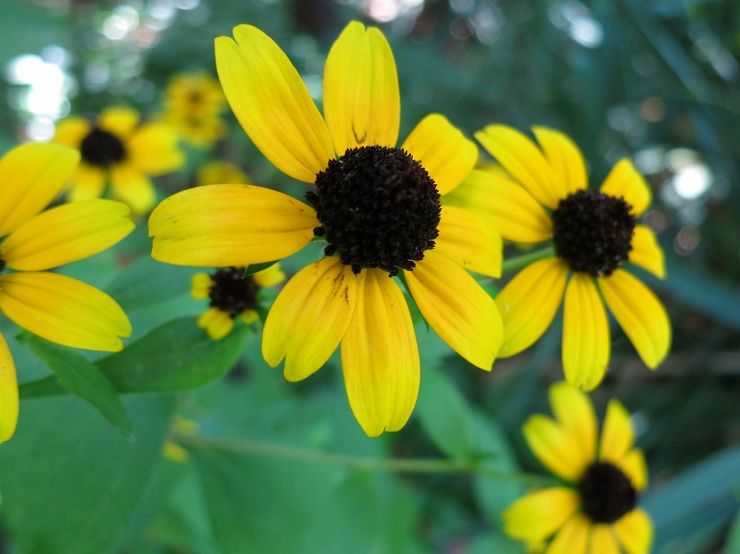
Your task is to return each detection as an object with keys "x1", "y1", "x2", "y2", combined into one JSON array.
[{"x1": 501, "y1": 246, "x2": 555, "y2": 275}]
